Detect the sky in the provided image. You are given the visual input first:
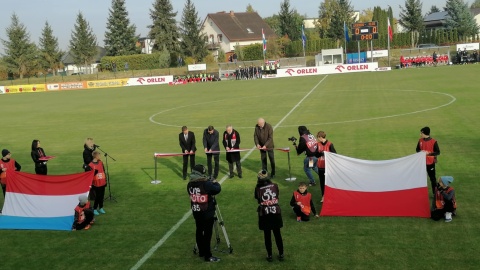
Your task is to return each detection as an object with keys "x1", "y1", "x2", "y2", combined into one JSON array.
[{"x1": 0, "y1": 0, "x2": 445, "y2": 51}]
